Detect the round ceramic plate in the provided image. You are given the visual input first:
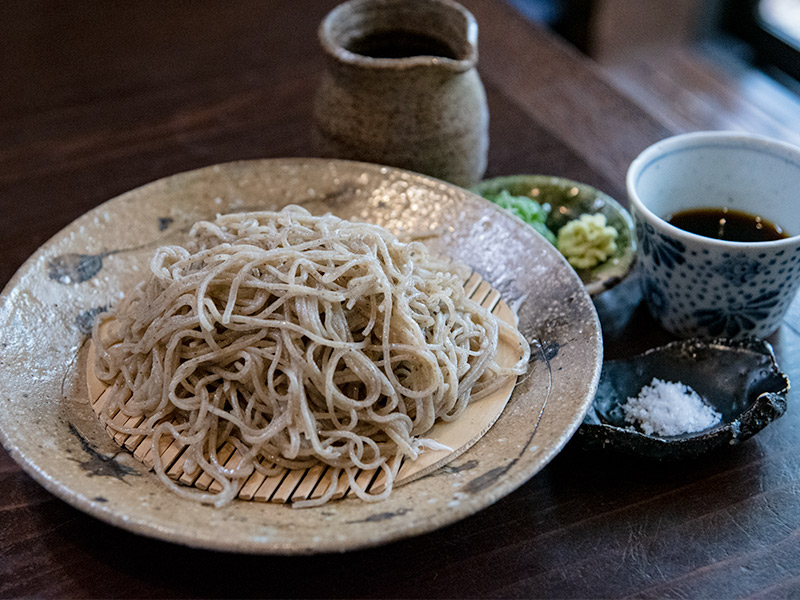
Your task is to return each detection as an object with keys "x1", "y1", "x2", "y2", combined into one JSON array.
[
  {"x1": 0, "y1": 159, "x2": 602, "y2": 554},
  {"x1": 471, "y1": 175, "x2": 636, "y2": 296}
]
